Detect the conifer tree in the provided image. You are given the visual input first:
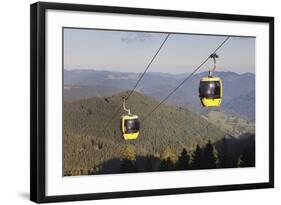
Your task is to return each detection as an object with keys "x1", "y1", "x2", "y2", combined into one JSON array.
[
  {"x1": 161, "y1": 146, "x2": 178, "y2": 163},
  {"x1": 120, "y1": 144, "x2": 137, "y2": 173},
  {"x1": 159, "y1": 157, "x2": 174, "y2": 171},
  {"x1": 202, "y1": 140, "x2": 218, "y2": 169},
  {"x1": 121, "y1": 144, "x2": 136, "y2": 161},
  {"x1": 177, "y1": 148, "x2": 190, "y2": 170},
  {"x1": 191, "y1": 145, "x2": 203, "y2": 169},
  {"x1": 220, "y1": 137, "x2": 230, "y2": 168}
]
